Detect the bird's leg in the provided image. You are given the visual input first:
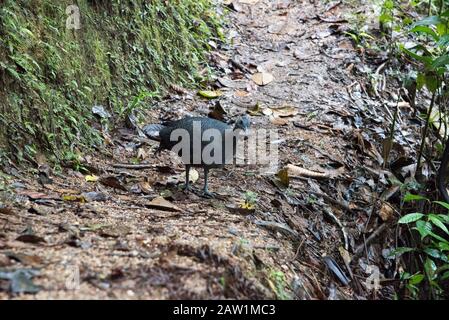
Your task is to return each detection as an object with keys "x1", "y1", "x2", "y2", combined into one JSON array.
[
  {"x1": 202, "y1": 167, "x2": 215, "y2": 198},
  {"x1": 183, "y1": 165, "x2": 192, "y2": 192}
]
